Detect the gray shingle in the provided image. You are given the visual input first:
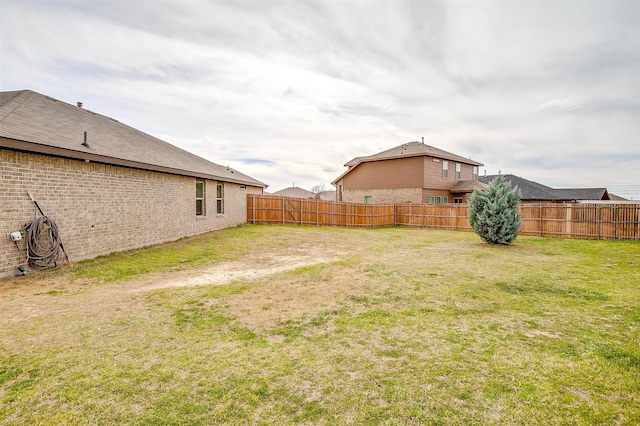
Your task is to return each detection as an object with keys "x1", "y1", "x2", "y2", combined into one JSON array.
[
  {"x1": 0, "y1": 90, "x2": 266, "y2": 187},
  {"x1": 479, "y1": 174, "x2": 610, "y2": 201}
]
